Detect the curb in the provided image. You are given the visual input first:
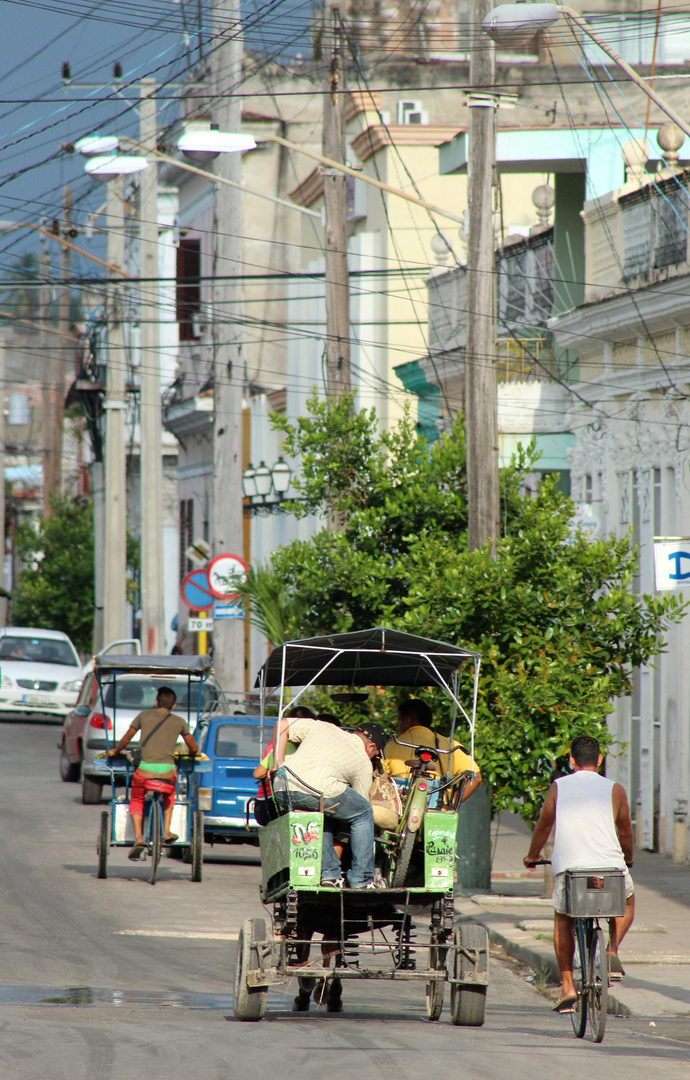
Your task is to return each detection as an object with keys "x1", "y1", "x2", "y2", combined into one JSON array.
[{"x1": 465, "y1": 915, "x2": 632, "y2": 1018}]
